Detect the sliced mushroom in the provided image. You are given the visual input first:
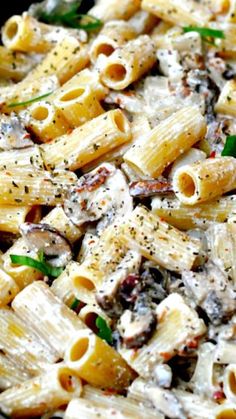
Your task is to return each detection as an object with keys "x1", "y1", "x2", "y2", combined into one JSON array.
[
  {"x1": 182, "y1": 261, "x2": 236, "y2": 325},
  {"x1": 129, "y1": 179, "x2": 173, "y2": 198},
  {"x1": 20, "y1": 222, "x2": 72, "y2": 267},
  {"x1": 0, "y1": 113, "x2": 33, "y2": 151},
  {"x1": 64, "y1": 163, "x2": 133, "y2": 229},
  {"x1": 117, "y1": 308, "x2": 157, "y2": 349}
]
